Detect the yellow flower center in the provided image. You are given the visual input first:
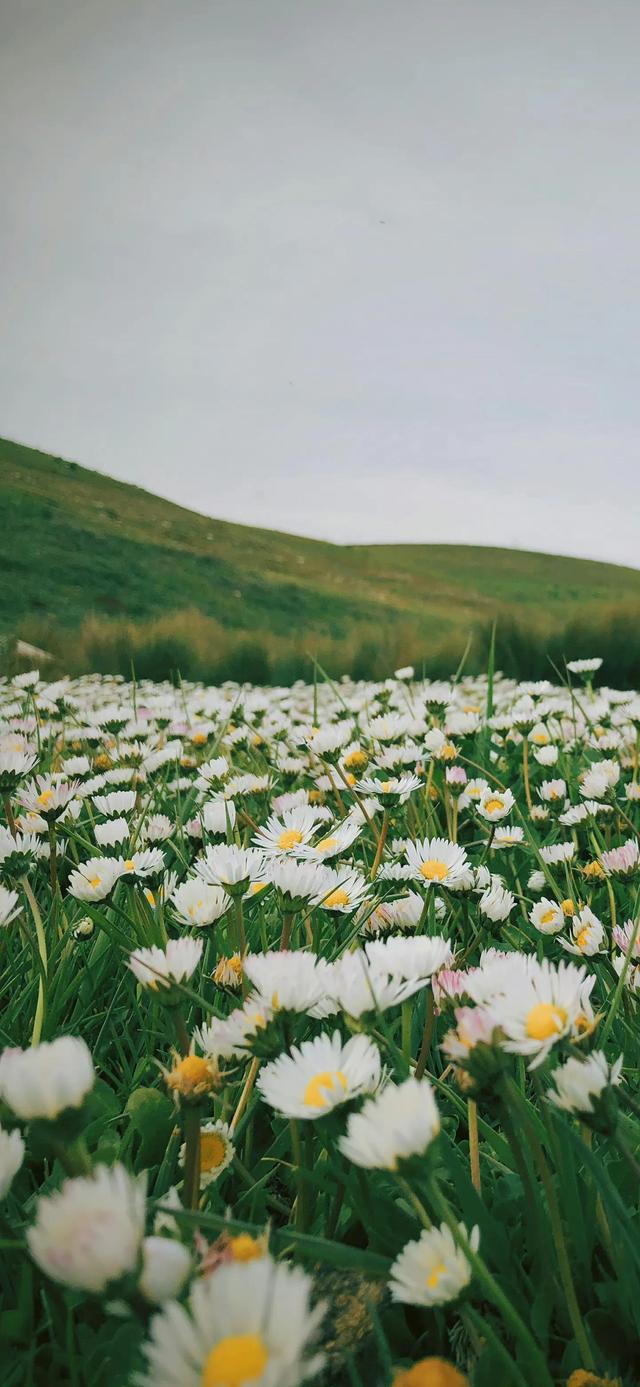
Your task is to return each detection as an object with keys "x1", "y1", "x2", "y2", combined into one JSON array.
[
  {"x1": 575, "y1": 928, "x2": 590, "y2": 950},
  {"x1": 192, "y1": 732, "x2": 208, "y2": 745},
  {"x1": 145, "y1": 889, "x2": 156, "y2": 907},
  {"x1": 324, "y1": 888, "x2": 350, "y2": 907},
  {"x1": 166, "y1": 1055, "x2": 217, "y2": 1097},
  {"x1": 584, "y1": 861, "x2": 605, "y2": 879},
  {"x1": 200, "y1": 1131, "x2": 228, "y2": 1173},
  {"x1": 188, "y1": 901, "x2": 205, "y2": 917},
  {"x1": 277, "y1": 829, "x2": 303, "y2": 851},
  {"x1": 124, "y1": 858, "x2": 136, "y2": 871},
  {"x1": 344, "y1": 750, "x2": 367, "y2": 768},
  {"x1": 316, "y1": 836, "x2": 338, "y2": 853},
  {"x1": 562, "y1": 898, "x2": 575, "y2": 916},
  {"x1": 250, "y1": 881, "x2": 268, "y2": 895},
  {"x1": 37, "y1": 789, "x2": 54, "y2": 807},
  {"x1": 526, "y1": 1002, "x2": 568, "y2": 1041},
  {"x1": 201, "y1": 1333, "x2": 268, "y2": 1387},
  {"x1": 89, "y1": 874, "x2": 102, "y2": 890},
  {"x1": 420, "y1": 859, "x2": 448, "y2": 881},
  {"x1": 393, "y1": 1358, "x2": 469, "y2": 1387},
  {"x1": 303, "y1": 1068, "x2": 348, "y2": 1108},
  {"x1": 228, "y1": 1234, "x2": 264, "y2": 1263},
  {"x1": 541, "y1": 909, "x2": 557, "y2": 925},
  {"x1": 426, "y1": 1259, "x2": 447, "y2": 1290},
  {"x1": 484, "y1": 797, "x2": 504, "y2": 815}
]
